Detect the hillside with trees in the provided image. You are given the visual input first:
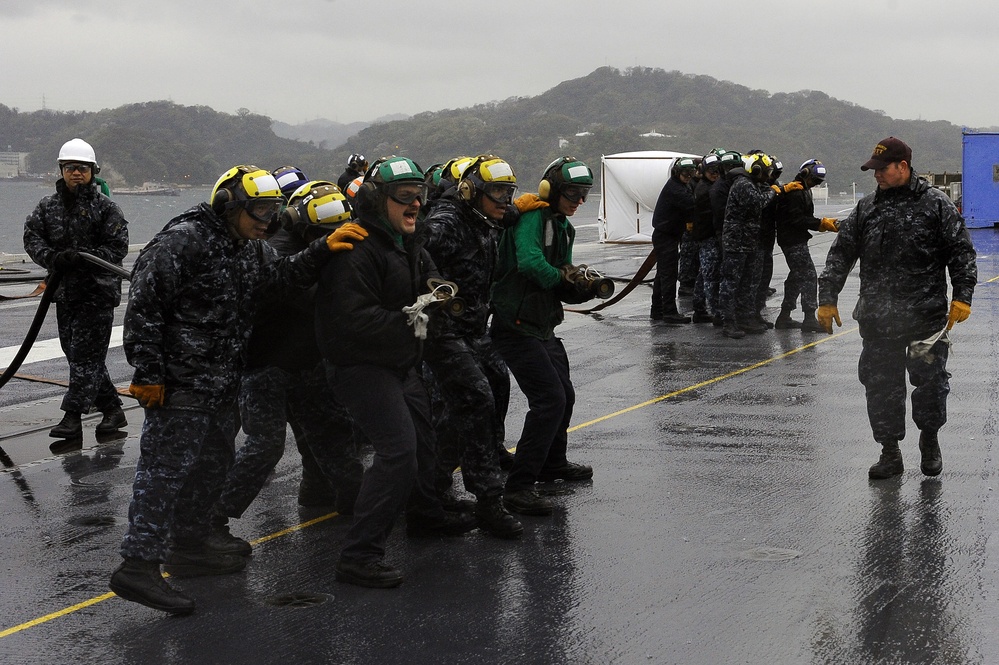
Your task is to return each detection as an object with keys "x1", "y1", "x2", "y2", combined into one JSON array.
[{"x1": 1, "y1": 67, "x2": 969, "y2": 191}]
